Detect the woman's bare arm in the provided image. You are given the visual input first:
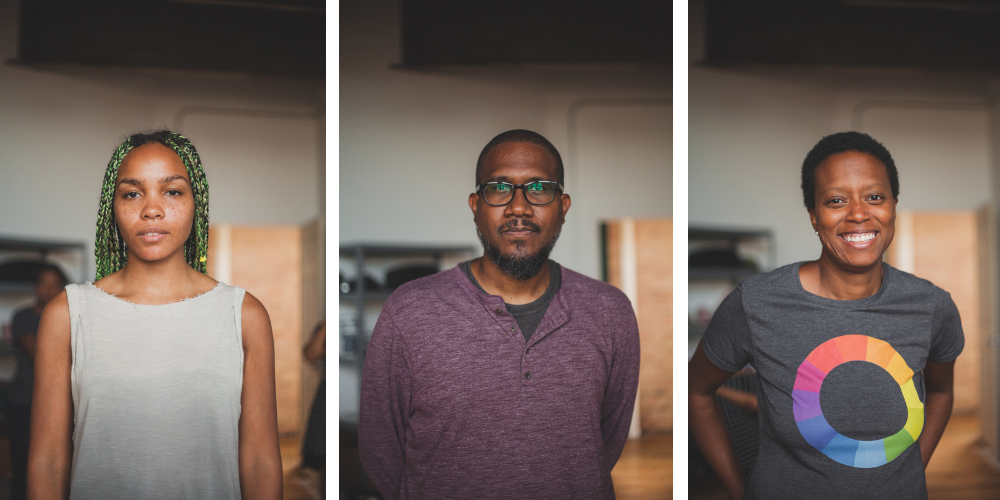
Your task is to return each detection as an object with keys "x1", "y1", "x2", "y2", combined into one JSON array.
[
  {"x1": 238, "y1": 292, "x2": 283, "y2": 499},
  {"x1": 689, "y1": 340, "x2": 745, "y2": 500},
  {"x1": 920, "y1": 360, "x2": 955, "y2": 469},
  {"x1": 27, "y1": 291, "x2": 73, "y2": 499}
]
